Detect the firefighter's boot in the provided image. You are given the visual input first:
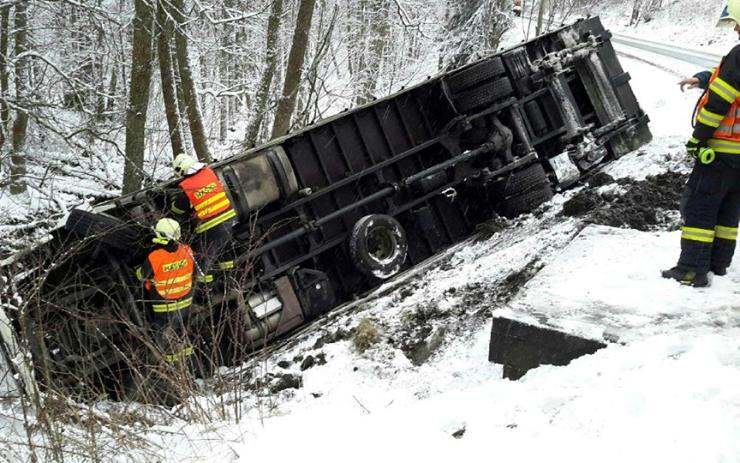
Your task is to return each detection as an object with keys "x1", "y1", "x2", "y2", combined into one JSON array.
[
  {"x1": 711, "y1": 265, "x2": 728, "y2": 276},
  {"x1": 661, "y1": 266, "x2": 709, "y2": 287}
]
